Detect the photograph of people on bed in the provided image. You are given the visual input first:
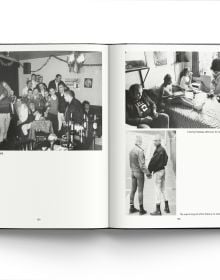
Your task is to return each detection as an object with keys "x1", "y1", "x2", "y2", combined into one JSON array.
[{"x1": 125, "y1": 51, "x2": 220, "y2": 128}]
